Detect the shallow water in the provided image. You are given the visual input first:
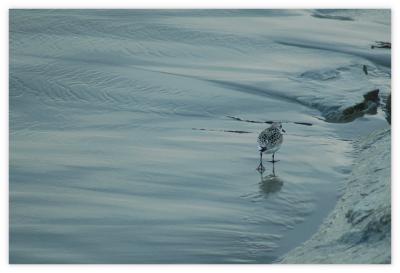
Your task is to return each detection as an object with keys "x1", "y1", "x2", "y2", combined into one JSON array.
[{"x1": 9, "y1": 9, "x2": 390, "y2": 263}]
